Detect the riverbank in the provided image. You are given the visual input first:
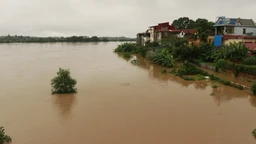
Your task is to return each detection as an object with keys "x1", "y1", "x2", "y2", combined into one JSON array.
[{"x1": 114, "y1": 42, "x2": 256, "y2": 95}]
